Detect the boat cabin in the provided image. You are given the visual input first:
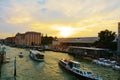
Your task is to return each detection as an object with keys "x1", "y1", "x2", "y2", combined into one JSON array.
[
  {"x1": 59, "y1": 59, "x2": 102, "y2": 80},
  {"x1": 68, "y1": 61, "x2": 80, "y2": 68},
  {"x1": 30, "y1": 50, "x2": 44, "y2": 59}
]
